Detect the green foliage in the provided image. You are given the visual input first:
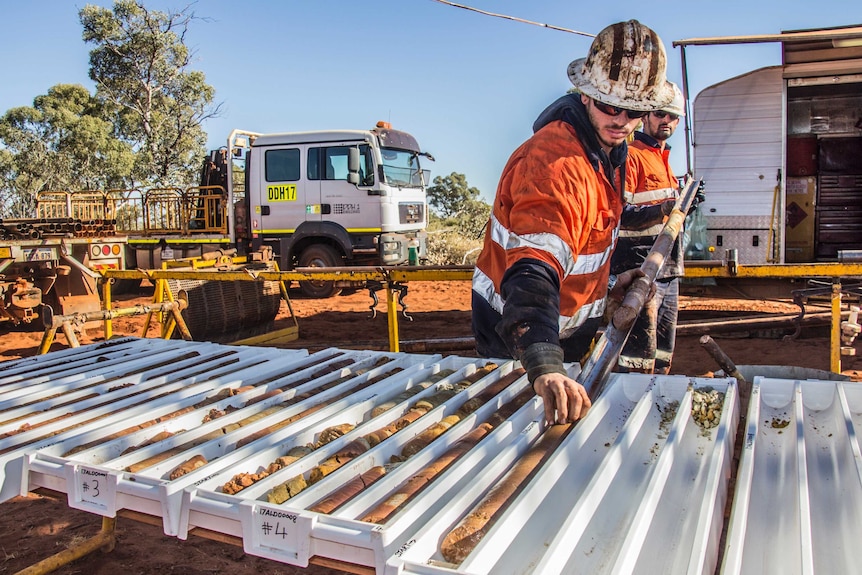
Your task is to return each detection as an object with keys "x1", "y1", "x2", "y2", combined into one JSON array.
[
  {"x1": 427, "y1": 172, "x2": 480, "y2": 218},
  {"x1": 426, "y1": 224, "x2": 485, "y2": 266},
  {"x1": 79, "y1": 0, "x2": 221, "y2": 186},
  {"x1": 424, "y1": 172, "x2": 490, "y2": 265},
  {"x1": 0, "y1": 1, "x2": 220, "y2": 214},
  {"x1": 451, "y1": 198, "x2": 491, "y2": 239},
  {"x1": 0, "y1": 84, "x2": 134, "y2": 215},
  {"x1": 0, "y1": 149, "x2": 33, "y2": 217}
]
